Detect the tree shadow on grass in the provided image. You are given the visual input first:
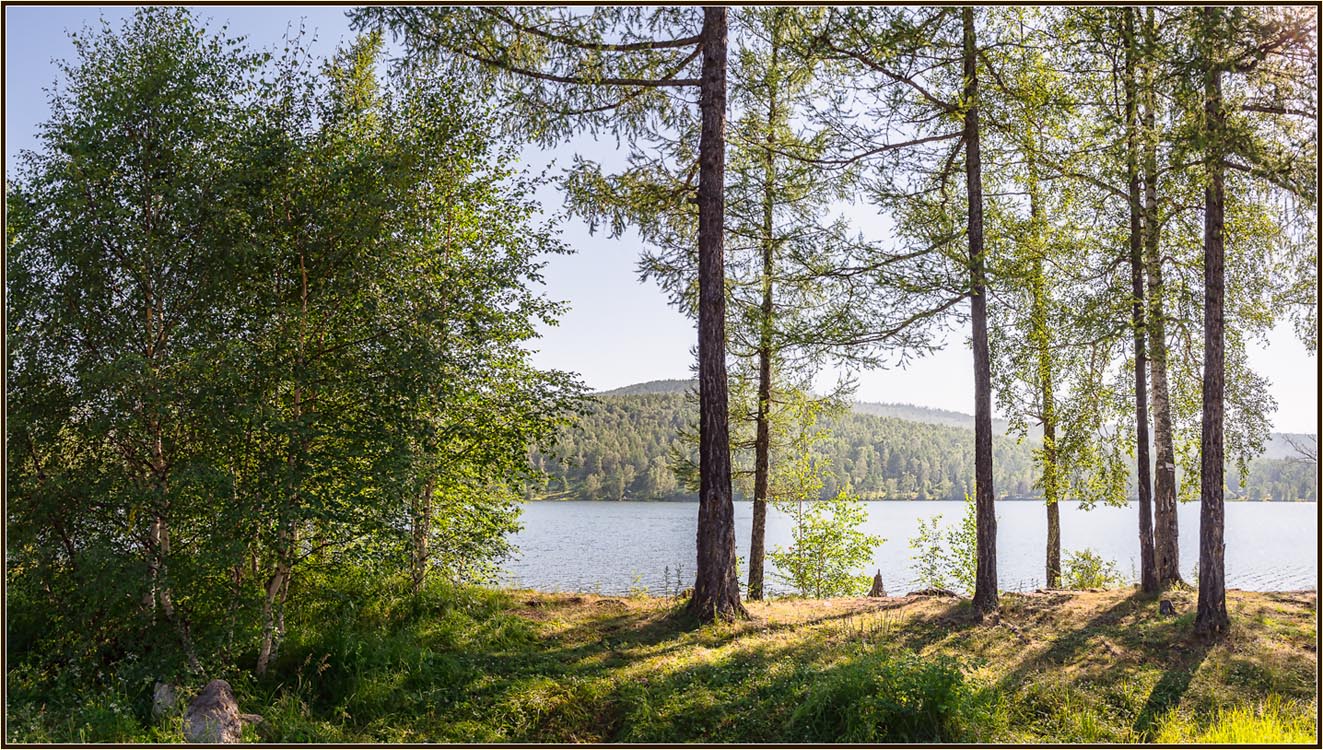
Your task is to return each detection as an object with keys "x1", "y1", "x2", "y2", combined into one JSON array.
[
  {"x1": 537, "y1": 597, "x2": 931, "y2": 669},
  {"x1": 993, "y1": 591, "x2": 1151, "y2": 694},
  {"x1": 1129, "y1": 627, "x2": 1216, "y2": 738}
]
